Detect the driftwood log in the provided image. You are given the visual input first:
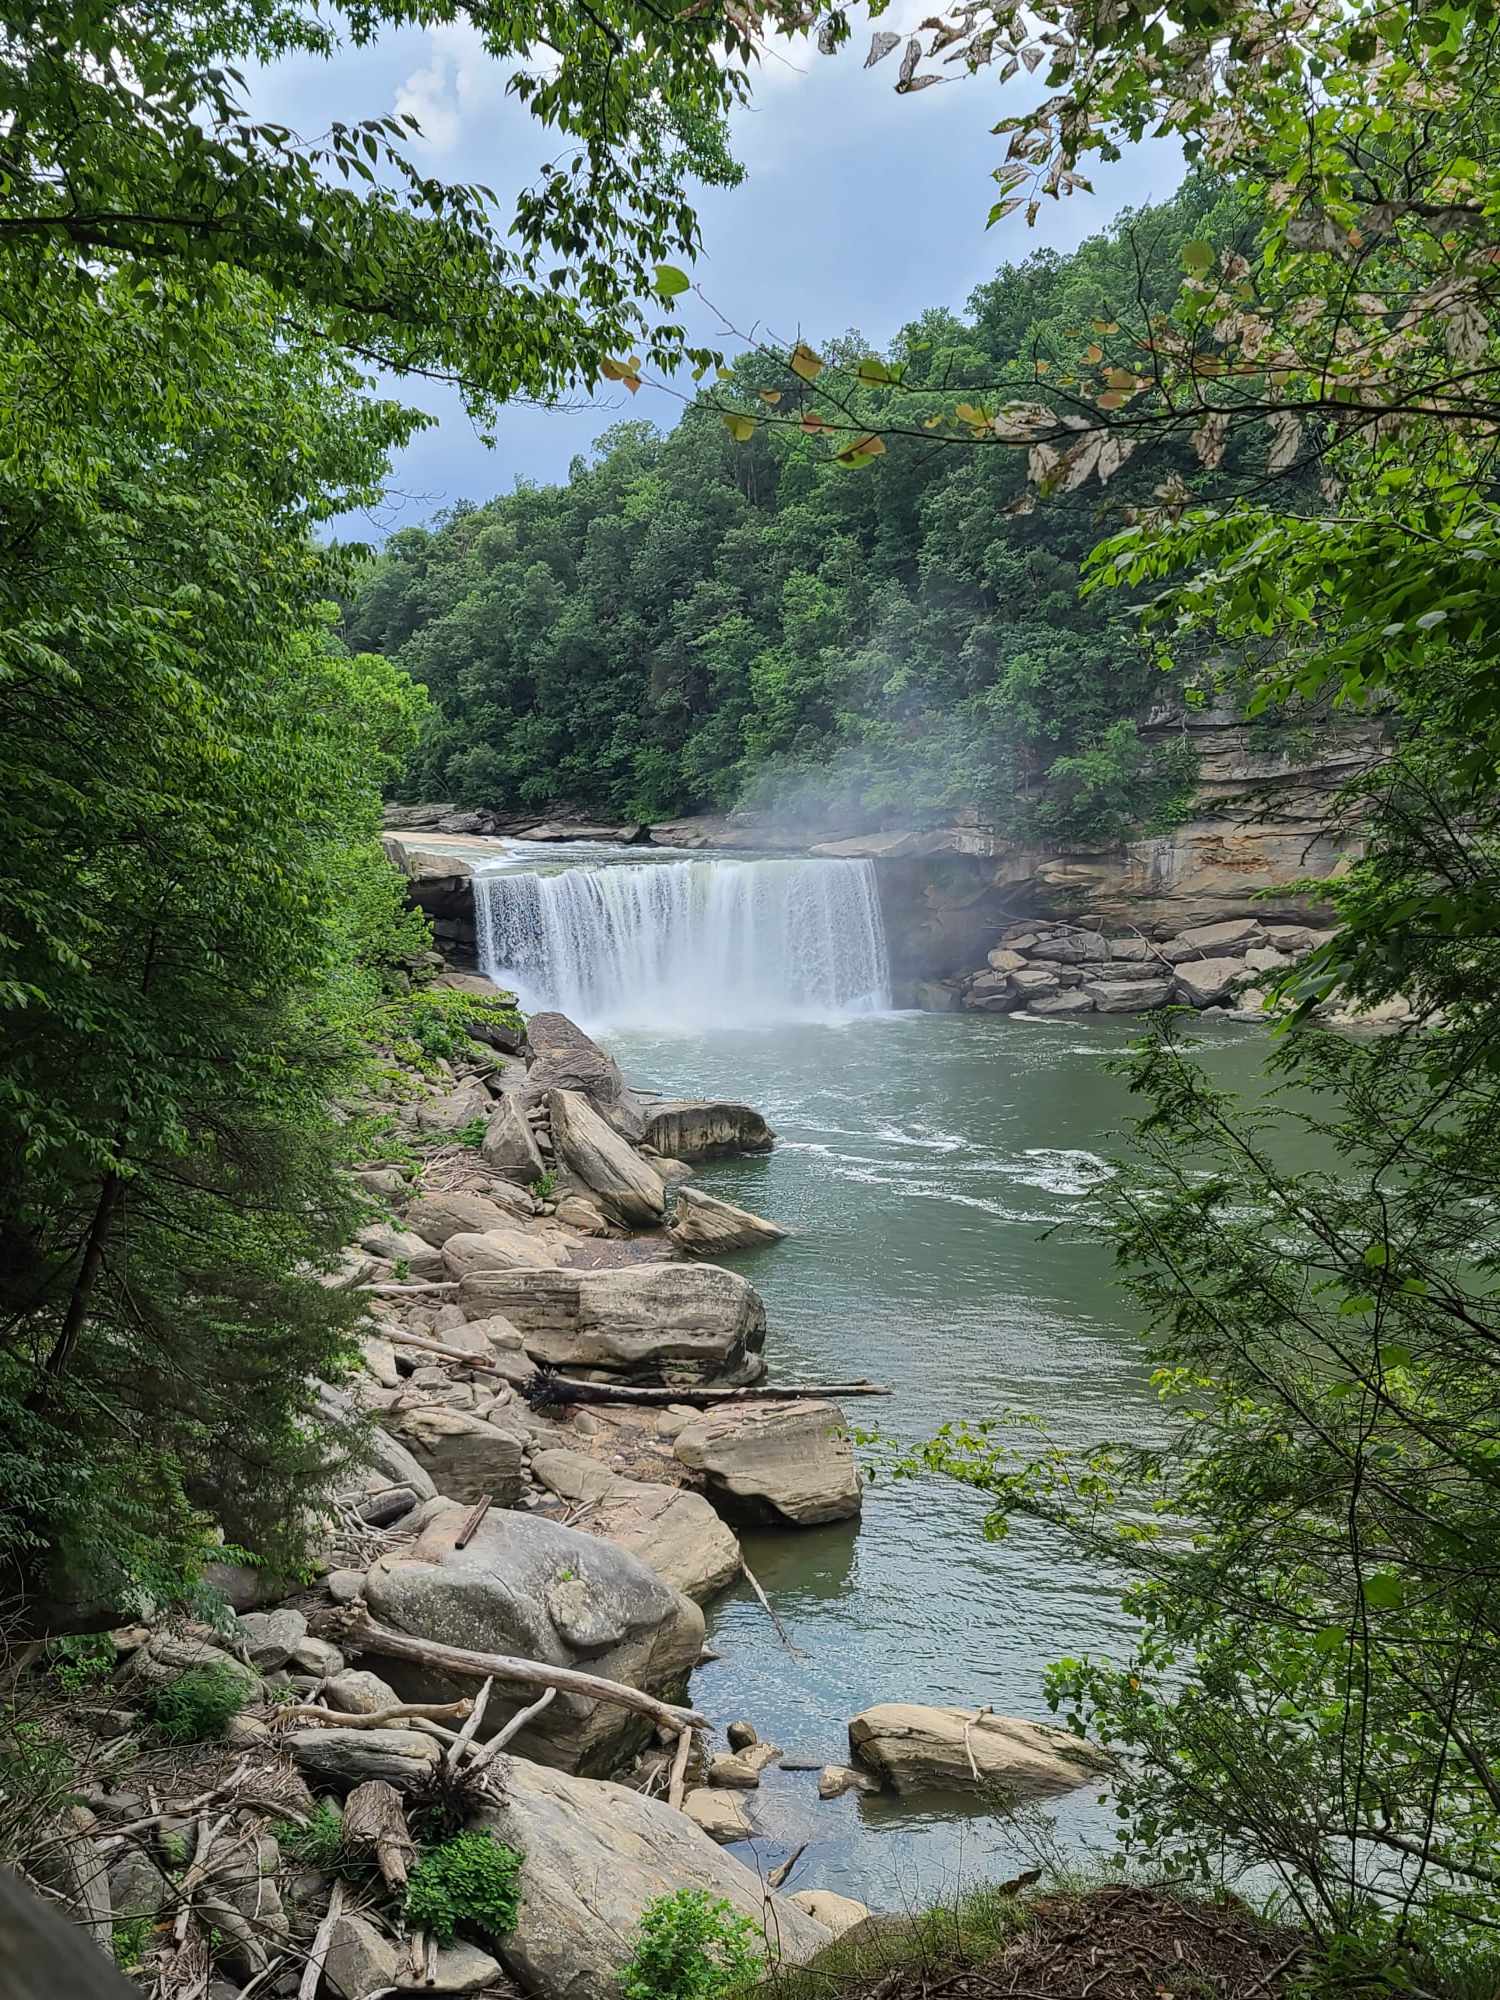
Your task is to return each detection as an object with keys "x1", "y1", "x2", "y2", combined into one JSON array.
[
  {"x1": 333, "y1": 1610, "x2": 709, "y2": 1732},
  {"x1": 341, "y1": 1783, "x2": 416, "y2": 1890},
  {"x1": 372, "y1": 1331, "x2": 891, "y2": 1406},
  {"x1": 525, "y1": 1372, "x2": 892, "y2": 1409}
]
